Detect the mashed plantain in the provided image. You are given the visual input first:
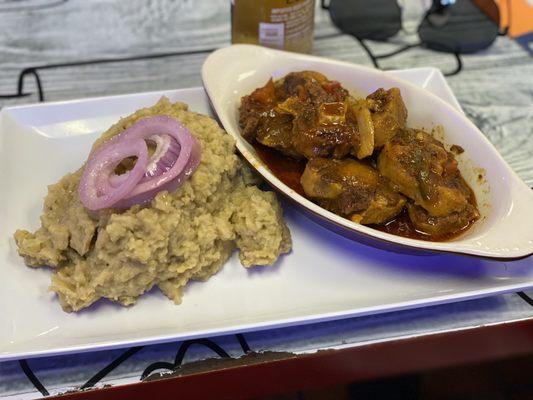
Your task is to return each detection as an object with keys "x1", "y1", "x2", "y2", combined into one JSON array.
[{"x1": 14, "y1": 97, "x2": 291, "y2": 312}]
